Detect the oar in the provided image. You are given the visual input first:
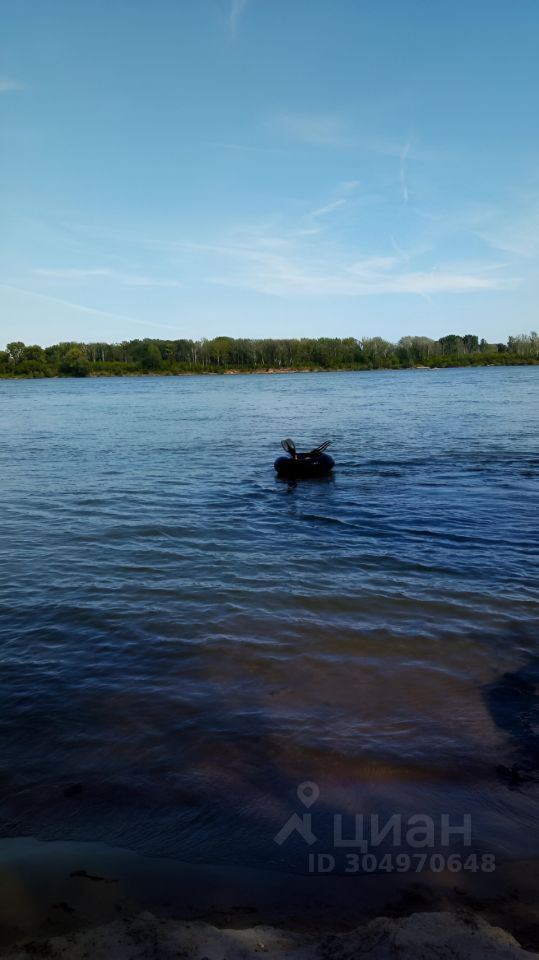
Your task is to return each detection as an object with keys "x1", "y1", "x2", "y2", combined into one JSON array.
[
  {"x1": 281, "y1": 438, "x2": 297, "y2": 459},
  {"x1": 308, "y1": 440, "x2": 332, "y2": 457}
]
